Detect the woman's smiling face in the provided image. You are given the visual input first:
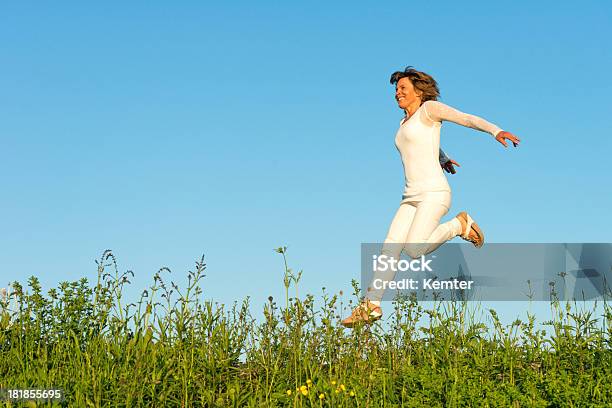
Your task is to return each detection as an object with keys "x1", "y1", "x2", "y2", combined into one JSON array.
[{"x1": 395, "y1": 77, "x2": 422, "y2": 110}]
